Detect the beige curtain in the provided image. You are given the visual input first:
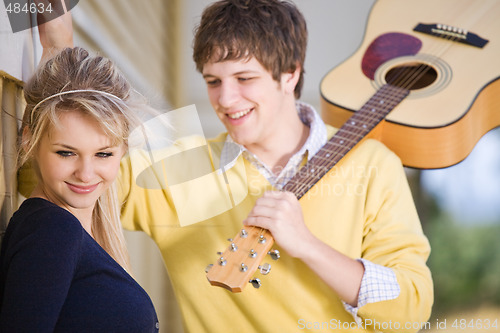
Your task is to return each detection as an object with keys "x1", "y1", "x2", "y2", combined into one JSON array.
[
  {"x1": 0, "y1": 72, "x2": 24, "y2": 245},
  {"x1": 71, "y1": 0, "x2": 182, "y2": 109}
]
